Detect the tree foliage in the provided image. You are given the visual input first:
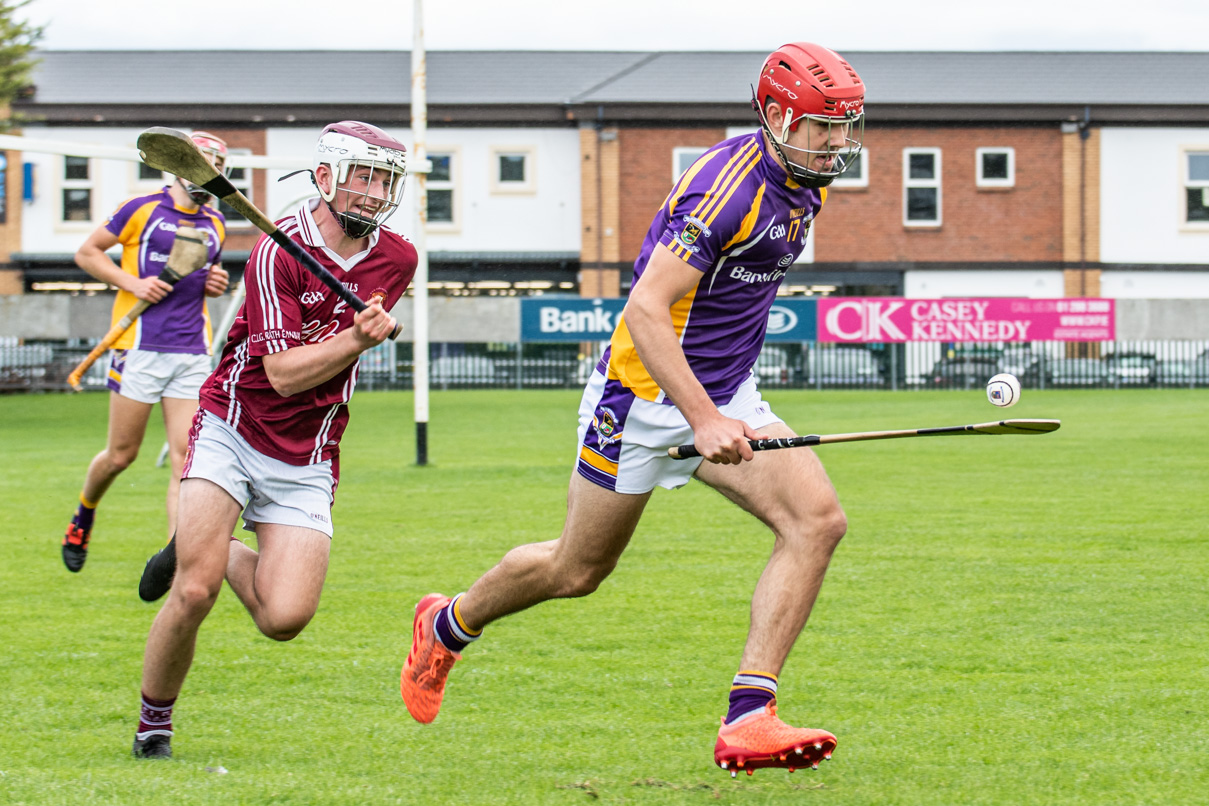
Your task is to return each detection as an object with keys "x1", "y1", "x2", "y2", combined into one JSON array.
[{"x1": 0, "y1": 0, "x2": 43, "y2": 130}]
